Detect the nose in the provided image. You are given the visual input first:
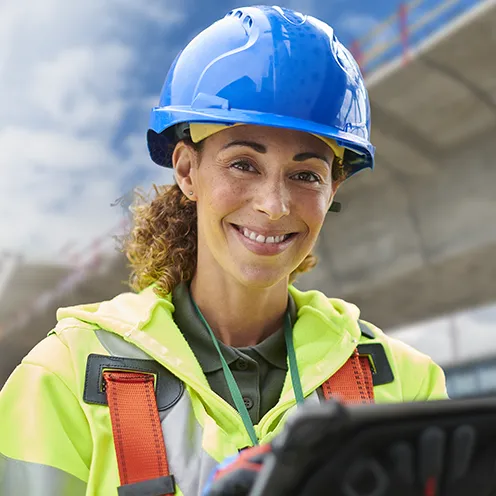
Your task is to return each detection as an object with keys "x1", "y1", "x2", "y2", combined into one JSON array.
[{"x1": 253, "y1": 178, "x2": 290, "y2": 220}]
